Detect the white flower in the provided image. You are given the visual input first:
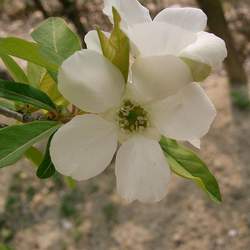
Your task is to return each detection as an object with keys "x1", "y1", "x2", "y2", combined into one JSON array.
[
  {"x1": 87, "y1": 1, "x2": 227, "y2": 78},
  {"x1": 94, "y1": 0, "x2": 227, "y2": 147},
  {"x1": 50, "y1": 1, "x2": 227, "y2": 203},
  {"x1": 50, "y1": 48, "x2": 216, "y2": 203}
]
